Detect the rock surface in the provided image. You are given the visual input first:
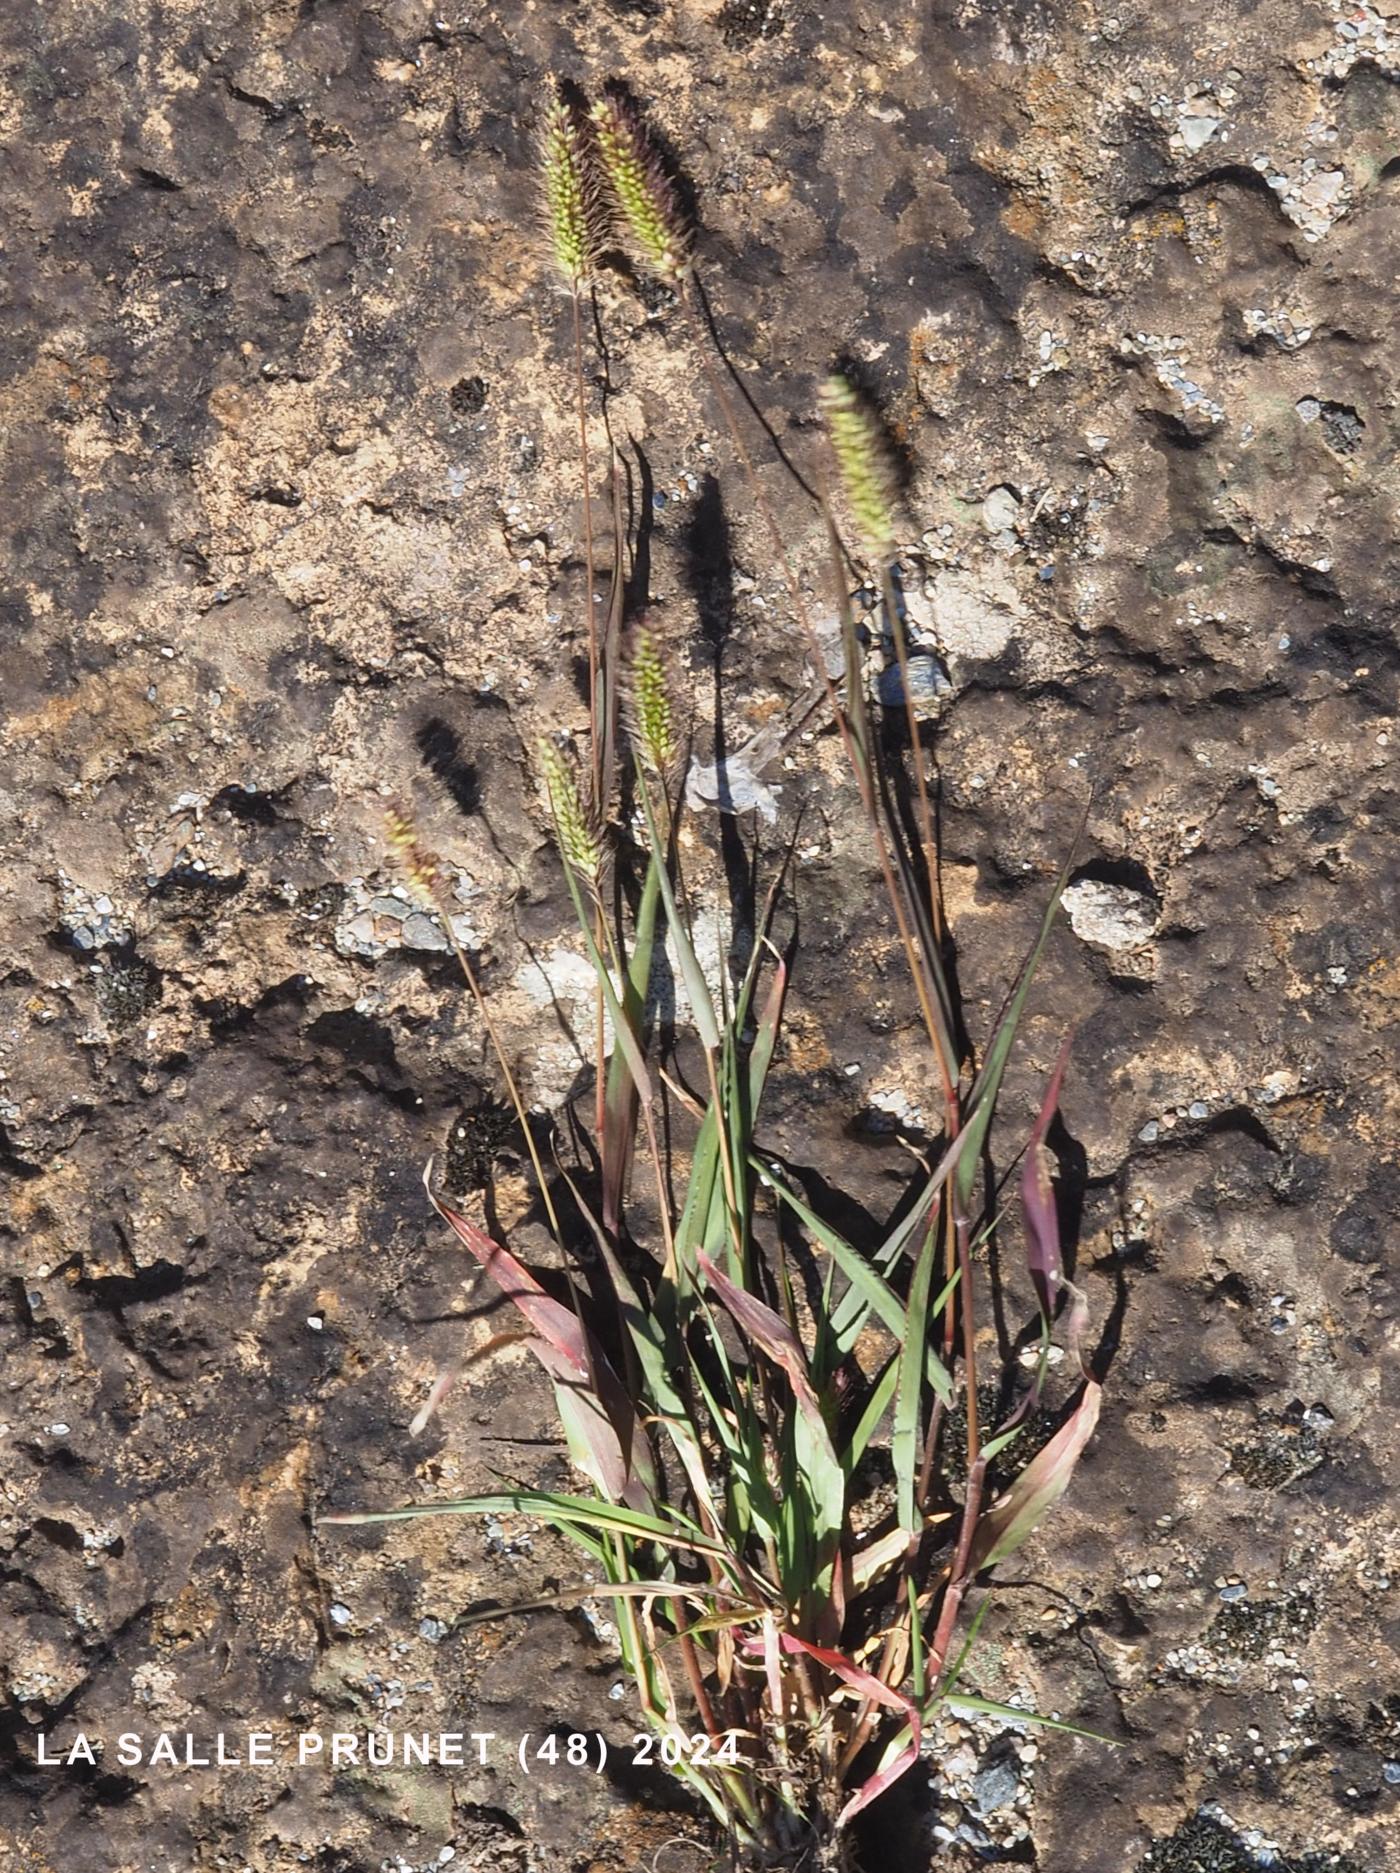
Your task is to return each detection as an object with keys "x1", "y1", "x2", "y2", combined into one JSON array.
[{"x1": 2, "y1": 3, "x2": 1397, "y2": 1872}]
